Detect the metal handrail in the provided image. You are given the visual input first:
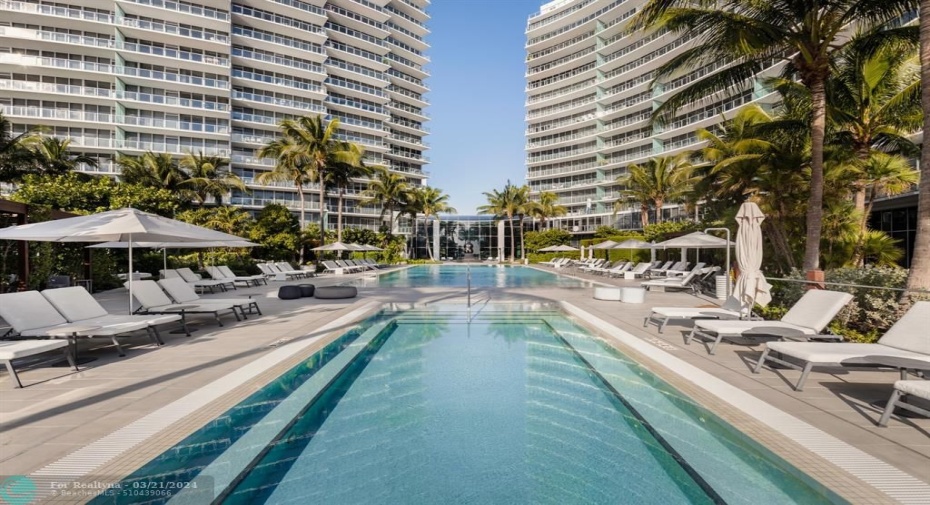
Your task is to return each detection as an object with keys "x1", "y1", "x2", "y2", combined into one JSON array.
[{"x1": 767, "y1": 277, "x2": 930, "y2": 295}]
